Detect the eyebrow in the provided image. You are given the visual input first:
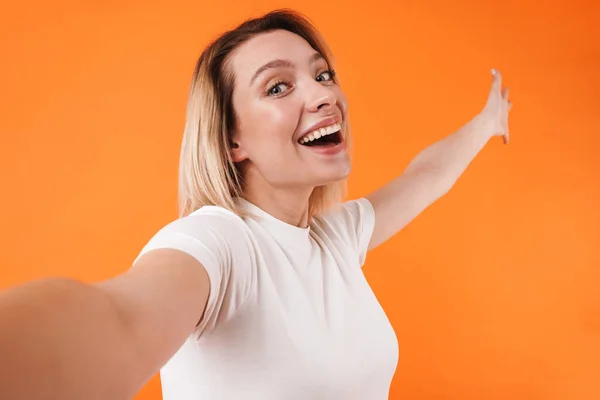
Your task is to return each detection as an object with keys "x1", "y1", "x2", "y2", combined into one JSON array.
[{"x1": 249, "y1": 52, "x2": 325, "y2": 86}]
